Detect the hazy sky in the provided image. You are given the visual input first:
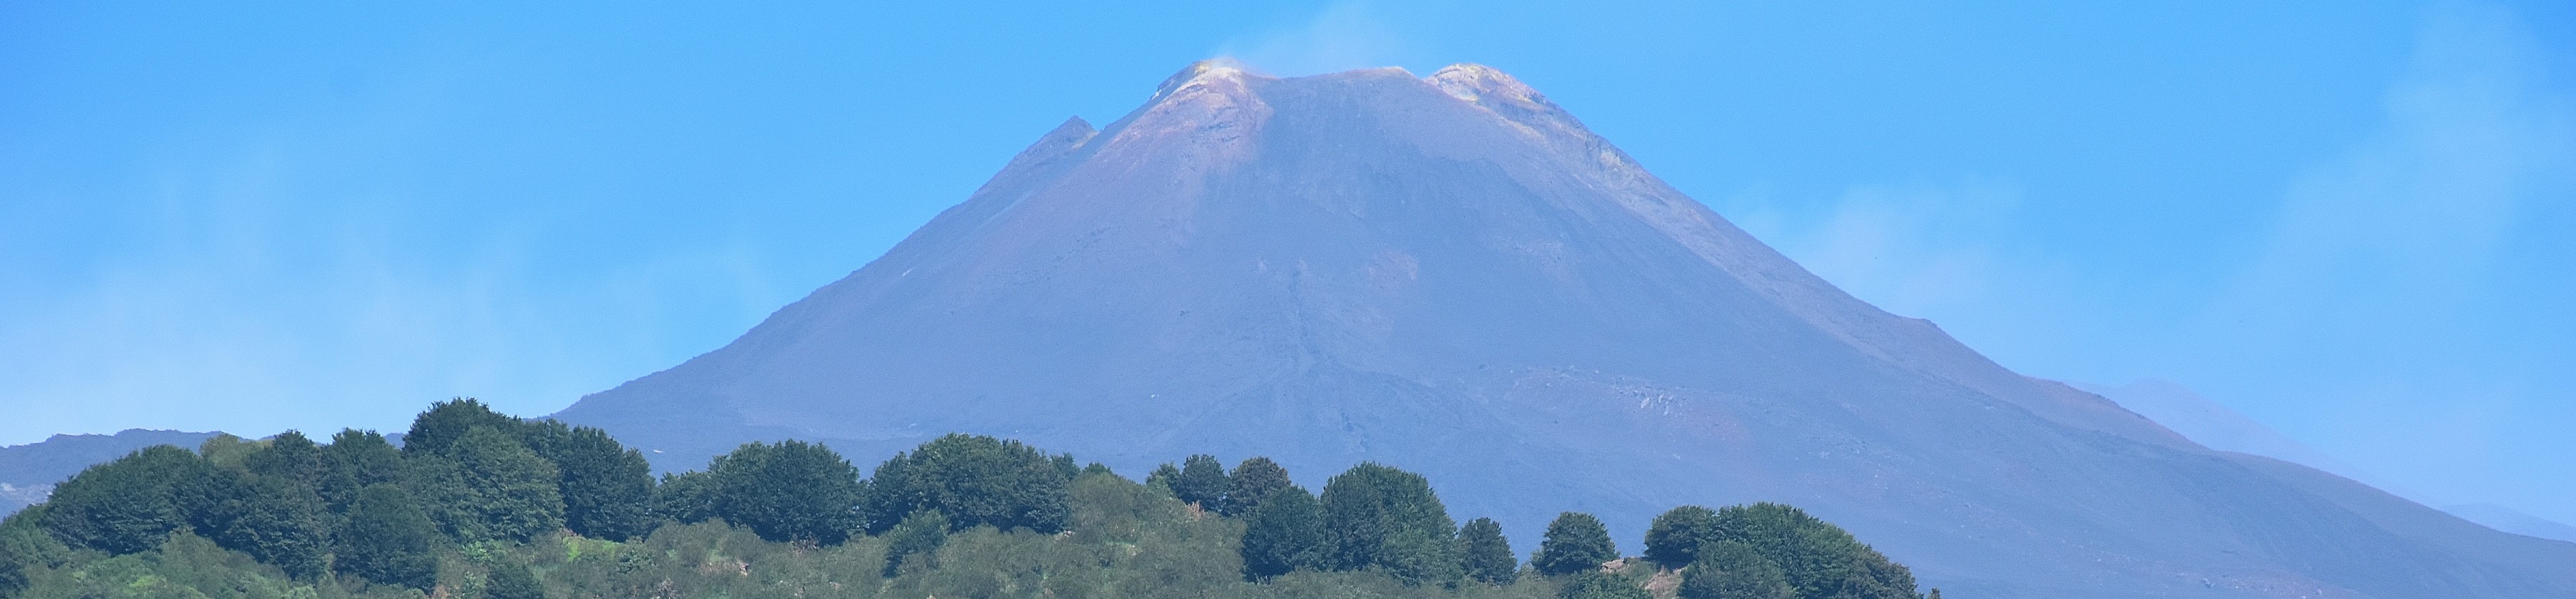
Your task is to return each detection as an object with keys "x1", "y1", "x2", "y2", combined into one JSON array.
[{"x1": 4, "y1": 1, "x2": 2570, "y2": 522}]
